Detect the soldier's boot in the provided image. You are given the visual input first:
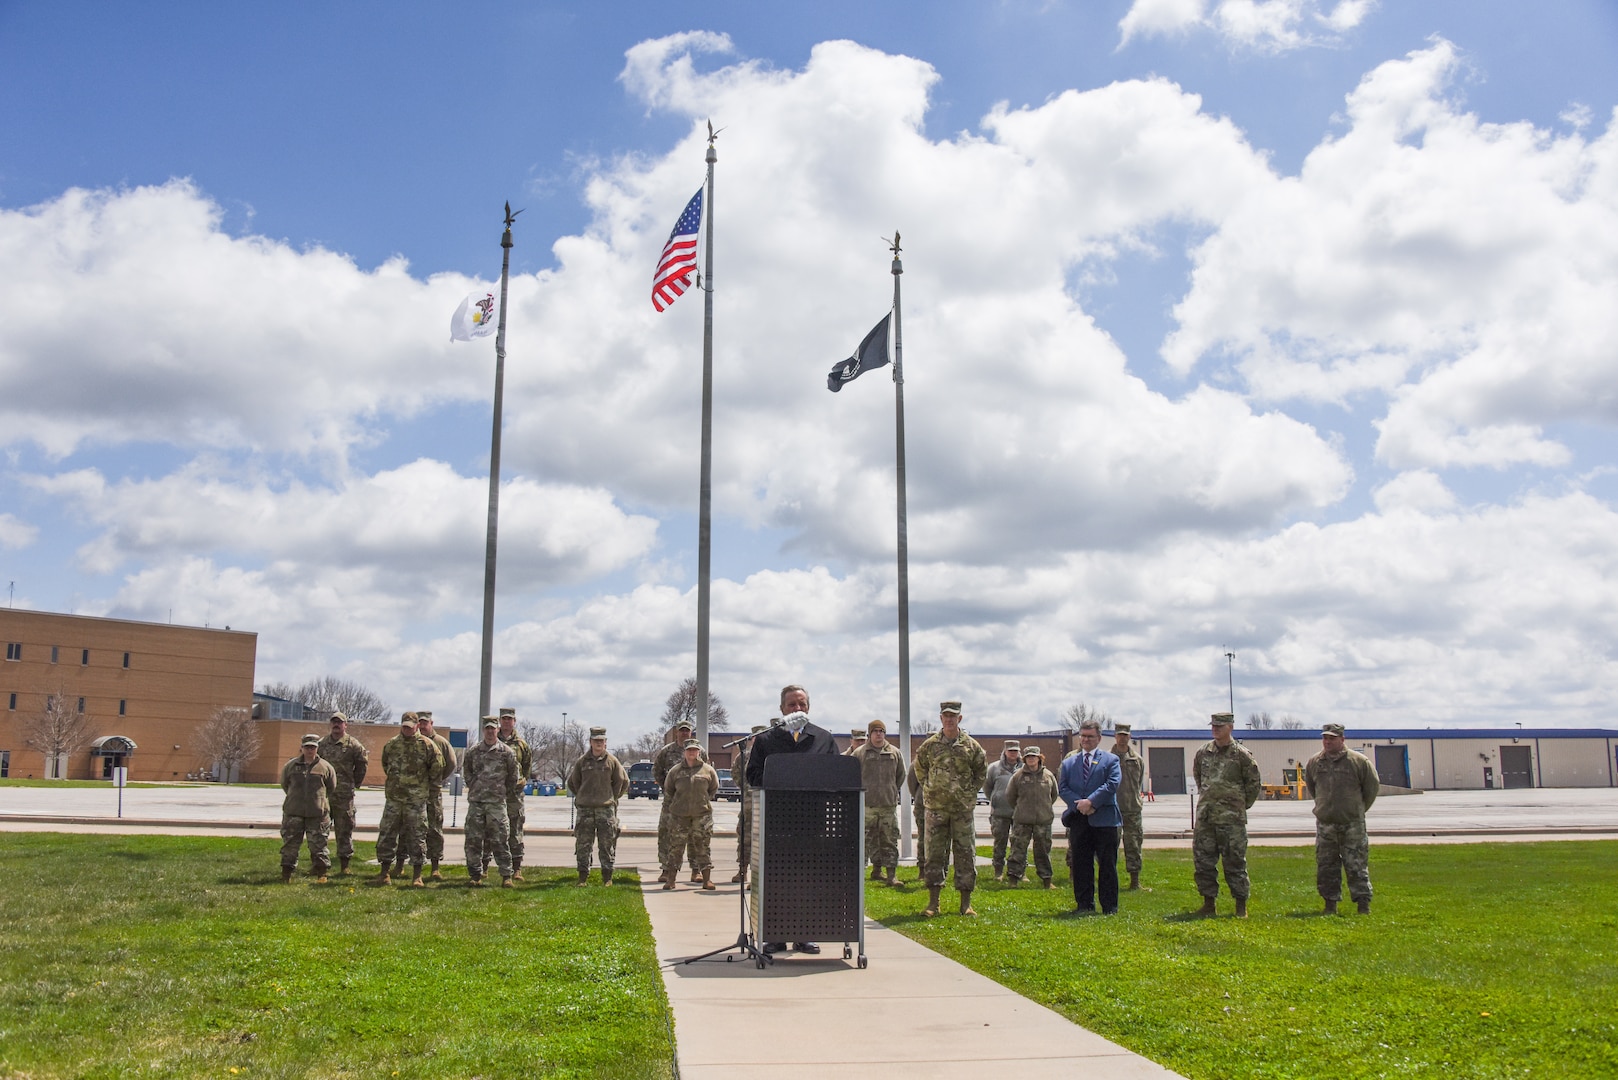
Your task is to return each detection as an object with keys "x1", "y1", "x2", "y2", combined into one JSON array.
[
  {"x1": 994, "y1": 868, "x2": 1005, "y2": 882},
  {"x1": 501, "y1": 876, "x2": 514, "y2": 888},
  {"x1": 315, "y1": 872, "x2": 329, "y2": 884},
  {"x1": 1323, "y1": 898, "x2": 1338, "y2": 915},
  {"x1": 730, "y1": 867, "x2": 746, "y2": 884},
  {"x1": 339, "y1": 856, "x2": 350, "y2": 876},
  {"x1": 885, "y1": 867, "x2": 898, "y2": 887},
  {"x1": 869, "y1": 865, "x2": 881, "y2": 881},
  {"x1": 429, "y1": 861, "x2": 443, "y2": 882},
  {"x1": 923, "y1": 886, "x2": 942, "y2": 917},
  {"x1": 1041, "y1": 878, "x2": 1054, "y2": 890},
  {"x1": 1356, "y1": 899, "x2": 1370, "y2": 915},
  {"x1": 701, "y1": 869, "x2": 716, "y2": 891},
  {"x1": 392, "y1": 856, "x2": 404, "y2": 876},
  {"x1": 959, "y1": 889, "x2": 977, "y2": 916},
  {"x1": 511, "y1": 865, "x2": 525, "y2": 883},
  {"x1": 661, "y1": 868, "x2": 677, "y2": 891},
  {"x1": 575, "y1": 865, "x2": 590, "y2": 887},
  {"x1": 1196, "y1": 896, "x2": 1217, "y2": 917},
  {"x1": 1234, "y1": 897, "x2": 1248, "y2": 919},
  {"x1": 602, "y1": 868, "x2": 613, "y2": 886},
  {"x1": 689, "y1": 868, "x2": 703, "y2": 884},
  {"x1": 281, "y1": 865, "x2": 294, "y2": 884},
  {"x1": 410, "y1": 868, "x2": 426, "y2": 888},
  {"x1": 379, "y1": 869, "x2": 392, "y2": 886},
  {"x1": 469, "y1": 876, "x2": 485, "y2": 888},
  {"x1": 1128, "y1": 871, "x2": 1141, "y2": 891}
]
